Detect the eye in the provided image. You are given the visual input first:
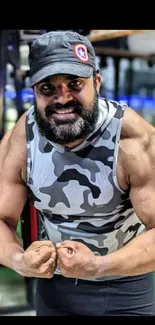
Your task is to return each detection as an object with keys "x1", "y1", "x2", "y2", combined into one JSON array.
[
  {"x1": 69, "y1": 79, "x2": 82, "y2": 90},
  {"x1": 40, "y1": 84, "x2": 55, "y2": 96}
]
